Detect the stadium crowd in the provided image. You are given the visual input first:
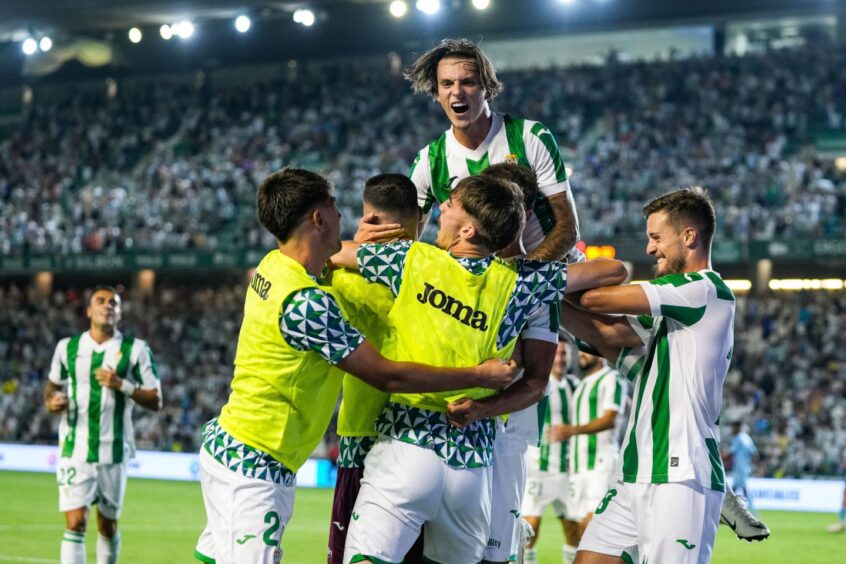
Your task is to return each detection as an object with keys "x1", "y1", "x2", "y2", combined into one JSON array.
[
  {"x1": 1, "y1": 43, "x2": 845, "y2": 257},
  {"x1": 1, "y1": 282, "x2": 844, "y2": 478}
]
